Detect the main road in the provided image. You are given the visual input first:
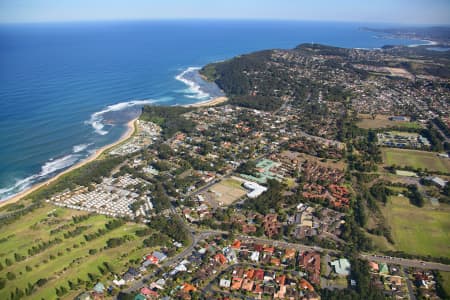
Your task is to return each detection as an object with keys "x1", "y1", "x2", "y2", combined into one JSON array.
[{"x1": 238, "y1": 235, "x2": 450, "y2": 272}]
